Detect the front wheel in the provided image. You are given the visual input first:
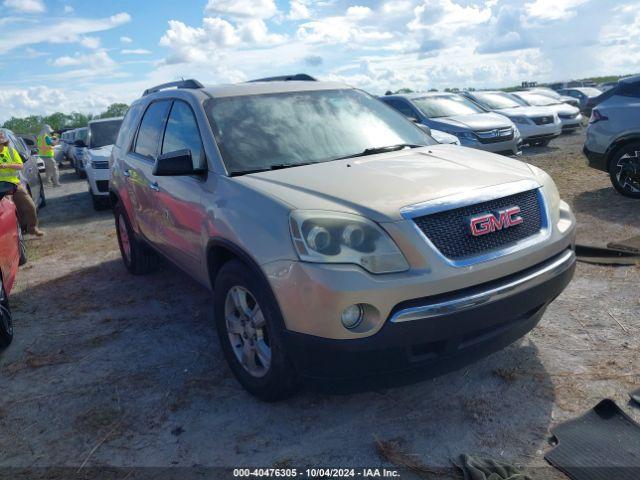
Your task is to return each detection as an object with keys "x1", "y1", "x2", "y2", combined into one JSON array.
[
  {"x1": 609, "y1": 143, "x2": 640, "y2": 198},
  {"x1": 0, "y1": 283, "x2": 13, "y2": 349},
  {"x1": 214, "y1": 259, "x2": 298, "y2": 401},
  {"x1": 114, "y1": 202, "x2": 159, "y2": 274}
]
